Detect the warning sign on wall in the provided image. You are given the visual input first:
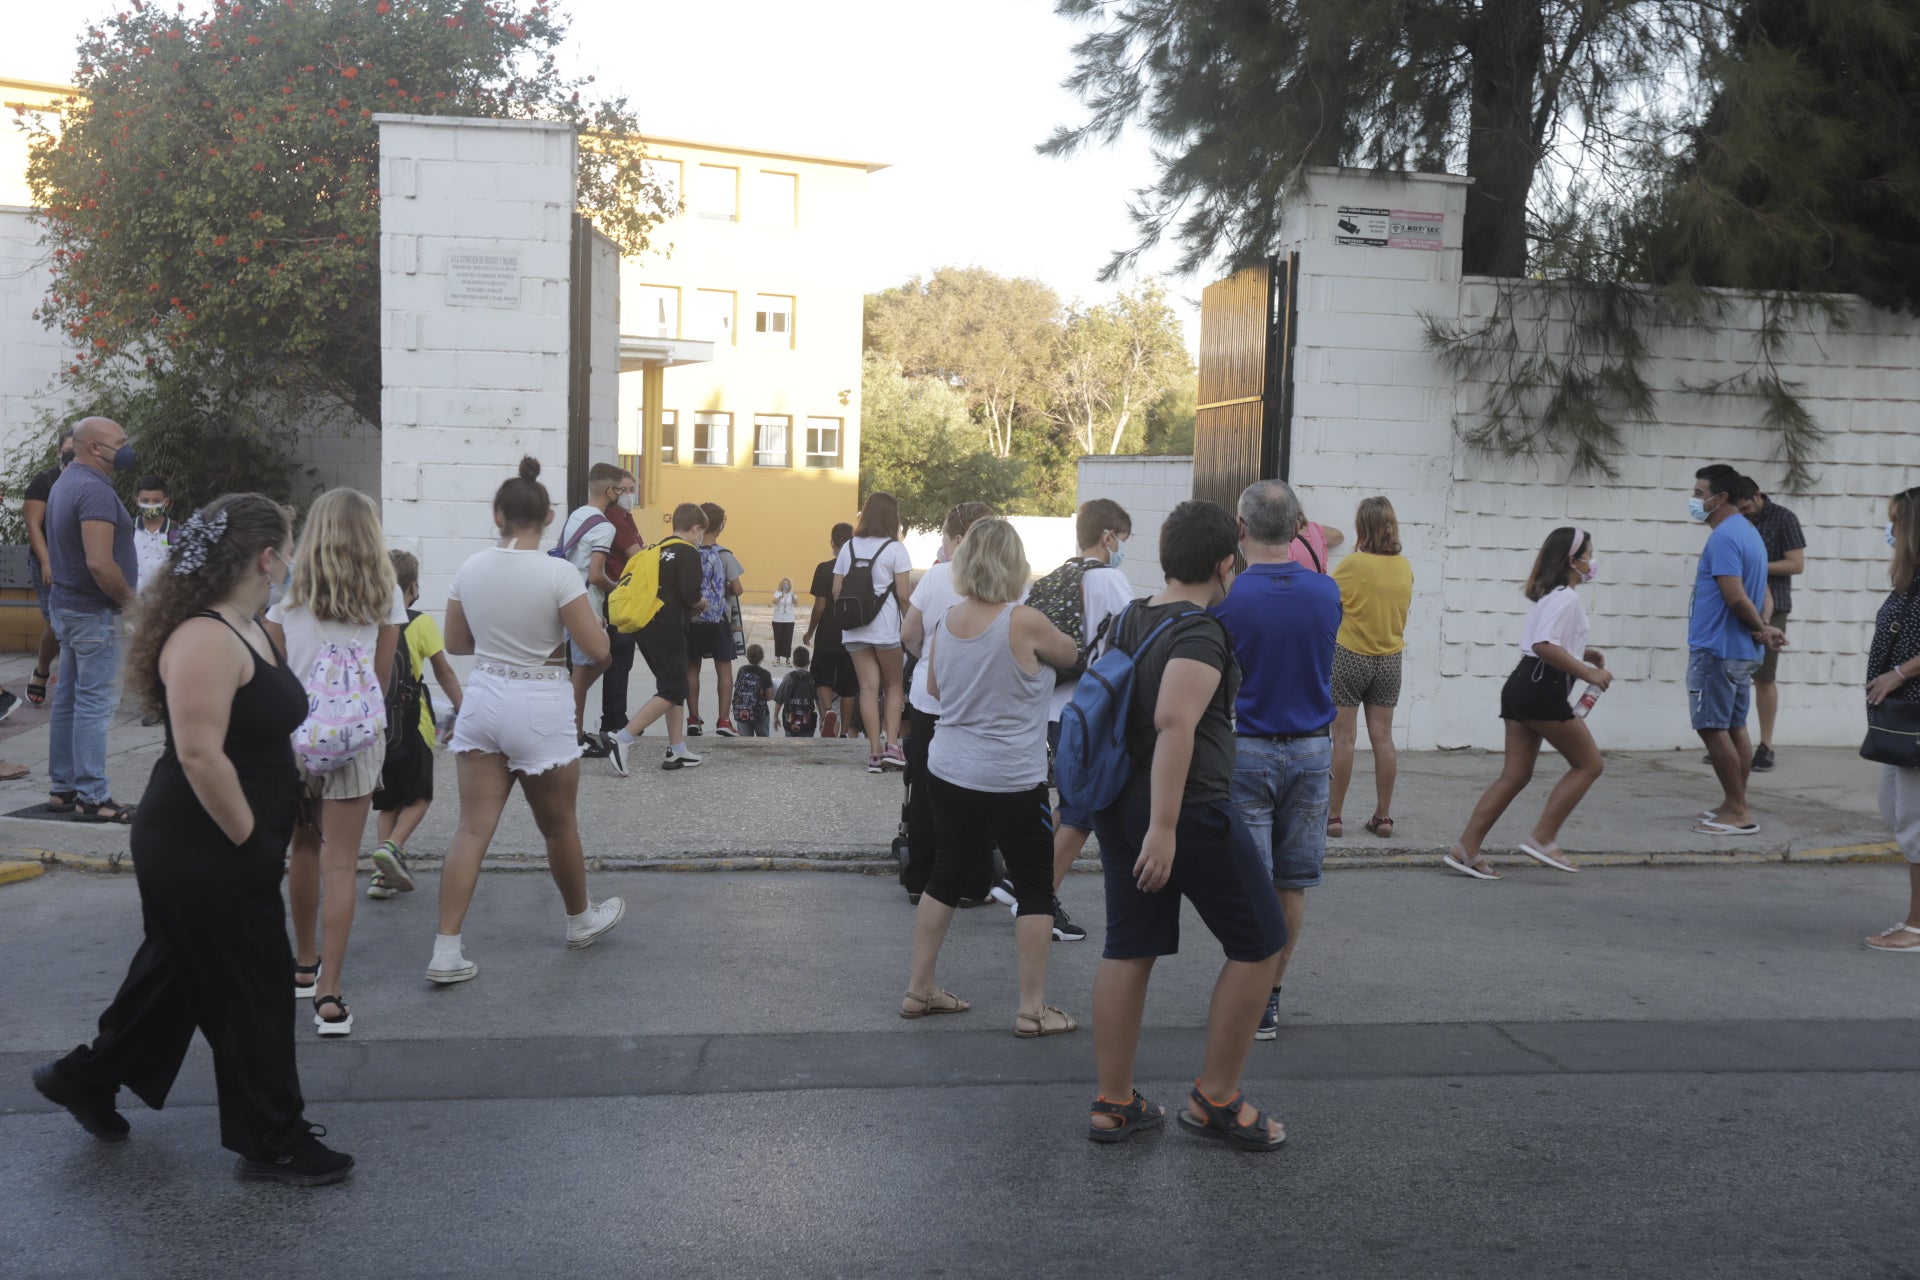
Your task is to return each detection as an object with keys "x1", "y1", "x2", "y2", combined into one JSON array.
[{"x1": 1335, "y1": 206, "x2": 1445, "y2": 251}]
